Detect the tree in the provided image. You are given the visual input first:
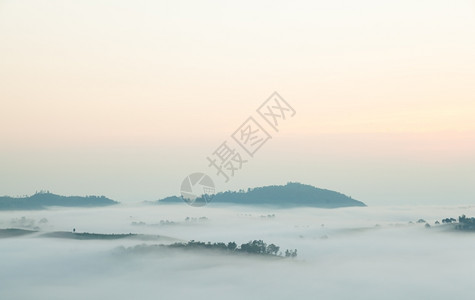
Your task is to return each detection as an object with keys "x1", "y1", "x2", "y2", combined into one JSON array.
[
  {"x1": 291, "y1": 249, "x2": 298, "y2": 257},
  {"x1": 442, "y1": 218, "x2": 456, "y2": 224},
  {"x1": 214, "y1": 242, "x2": 227, "y2": 250},
  {"x1": 227, "y1": 242, "x2": 237, "y2": 251},
  {"x1": 266, "y1": 244, "x2": 280, "y2": 255},
  {"x1": 240, "y1": 240, "x2": 267, "y2": 254}
]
